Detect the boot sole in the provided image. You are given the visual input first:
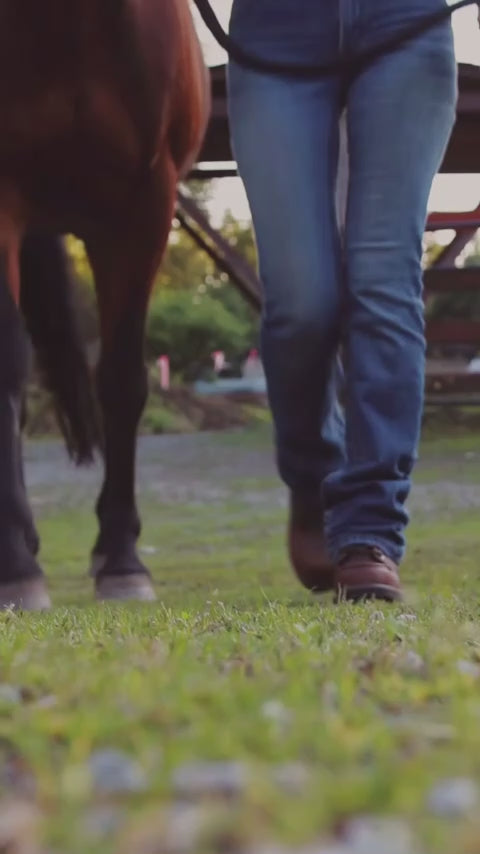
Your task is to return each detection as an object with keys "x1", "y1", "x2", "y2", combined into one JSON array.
[
  {"x1": 307, "y1": 570, "x2": 335, "y2": 593},
  {"x1": 335, "y1": 583, "x2": 403, "y2": 603}
]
